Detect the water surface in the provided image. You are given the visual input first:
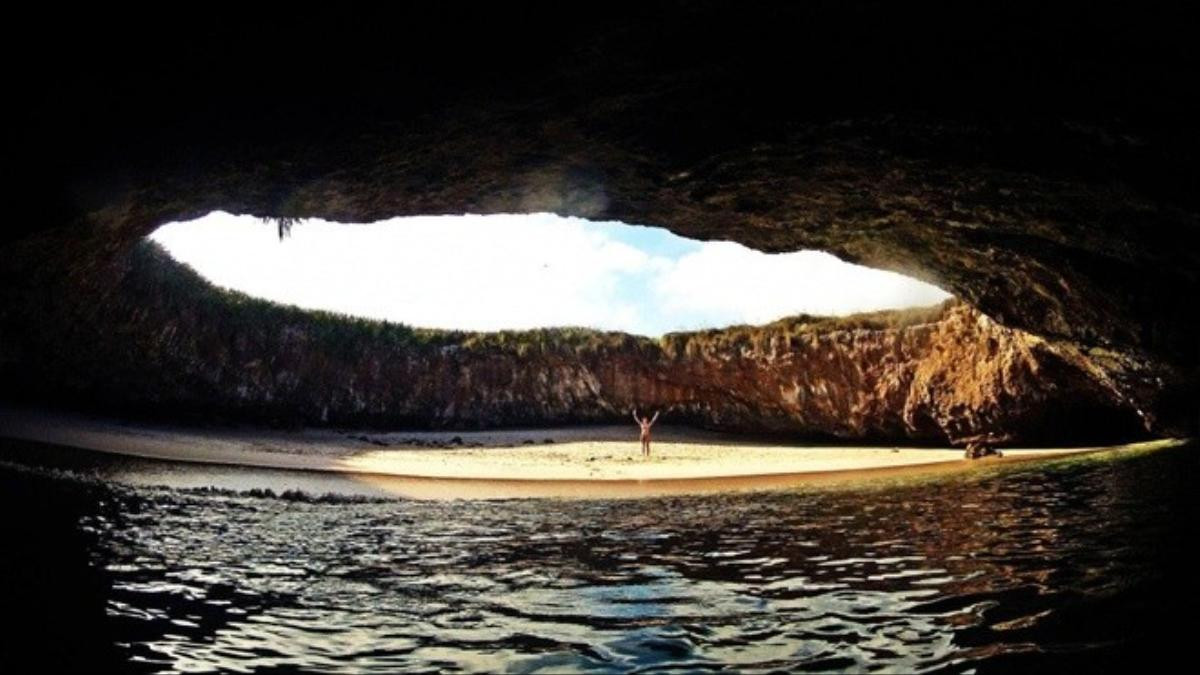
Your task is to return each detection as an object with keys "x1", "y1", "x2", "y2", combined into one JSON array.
[{"x1": 1, "y1": 439, "x2": 1195, "y2": 673}]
